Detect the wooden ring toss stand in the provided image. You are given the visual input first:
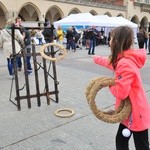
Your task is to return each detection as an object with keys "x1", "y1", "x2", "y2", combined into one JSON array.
[
  {"x1": 40, "y1": 43, "x2": 75, "y2": 118},
  {"x1": 85, "y1": 77, "x2": 132, "y2": 123}
]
